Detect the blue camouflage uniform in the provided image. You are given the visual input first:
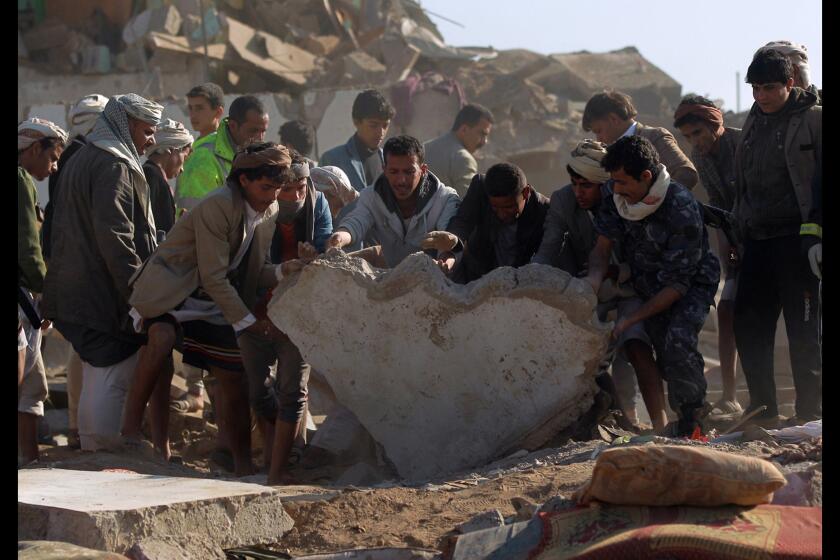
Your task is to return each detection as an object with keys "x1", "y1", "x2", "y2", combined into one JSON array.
[{"x1": 595, "y1": 179, "x2": 720, "y2": 415}]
